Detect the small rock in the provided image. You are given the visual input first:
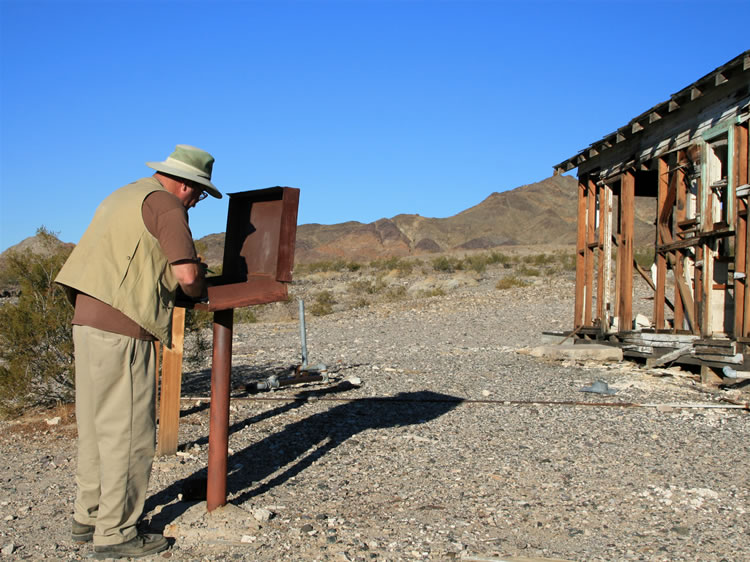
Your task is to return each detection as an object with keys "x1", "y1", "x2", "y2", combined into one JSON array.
[
  {"x1": 1, "y1": 543, "x2": 15, "y2": 555},
  {"x1": 481, "y1": 390, "x2": 491, "y2": 397},
  {"x1": 45, "y1": 416, "x2": 61, "y2": 426},
  {"x1": 253, "y1": 508, "x2": 274, "y2": 522}
]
